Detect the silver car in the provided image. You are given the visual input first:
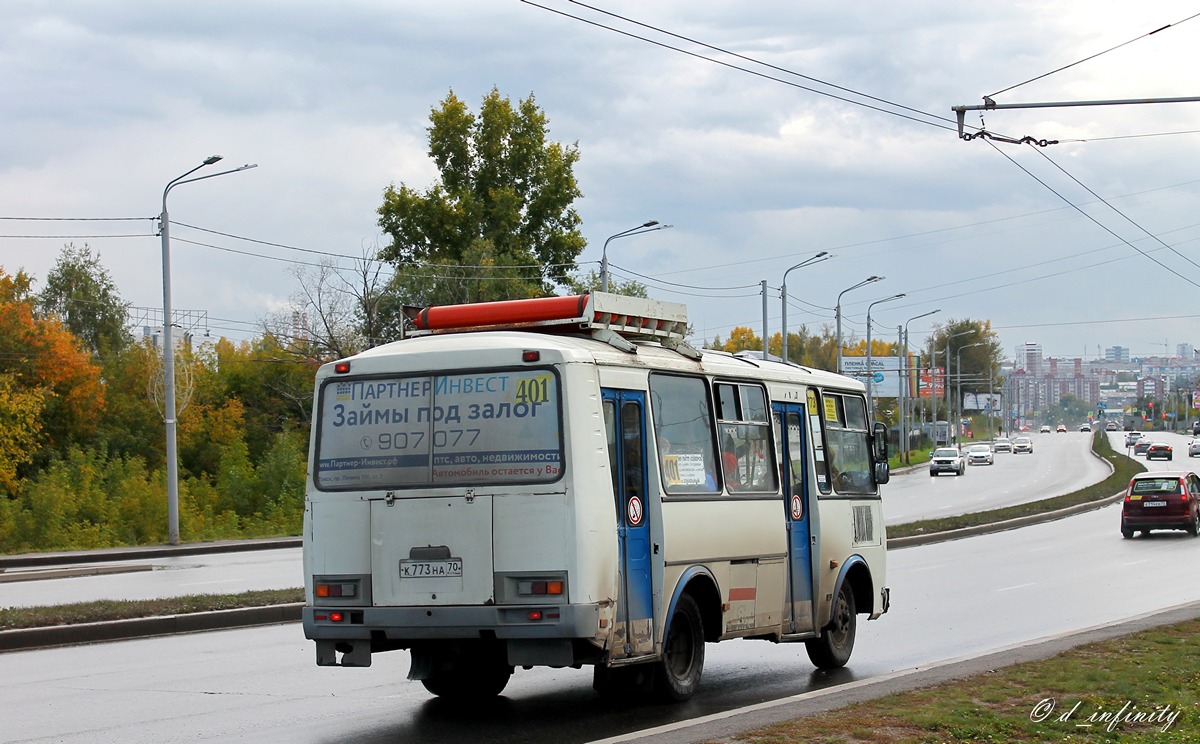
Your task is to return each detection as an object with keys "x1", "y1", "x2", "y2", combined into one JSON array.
[
  {"x1": 929, "y1": 447, "x2": 965, "y2": 476},
  {"x1": 966, "y1": 444, "x2": 994, "y2": 466}
]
